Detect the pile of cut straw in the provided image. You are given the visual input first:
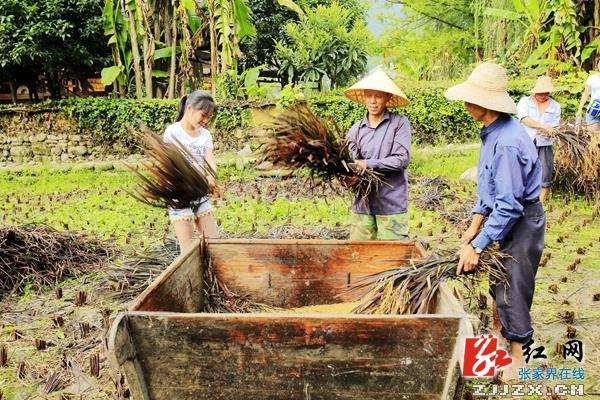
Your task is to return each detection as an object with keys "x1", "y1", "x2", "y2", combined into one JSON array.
[
  {"x1": 553, "y1": 125, "x2": 600, "y2": 202},
  {"x1": 0, "y1": 225, "x2": 114, "y2": 295}
]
